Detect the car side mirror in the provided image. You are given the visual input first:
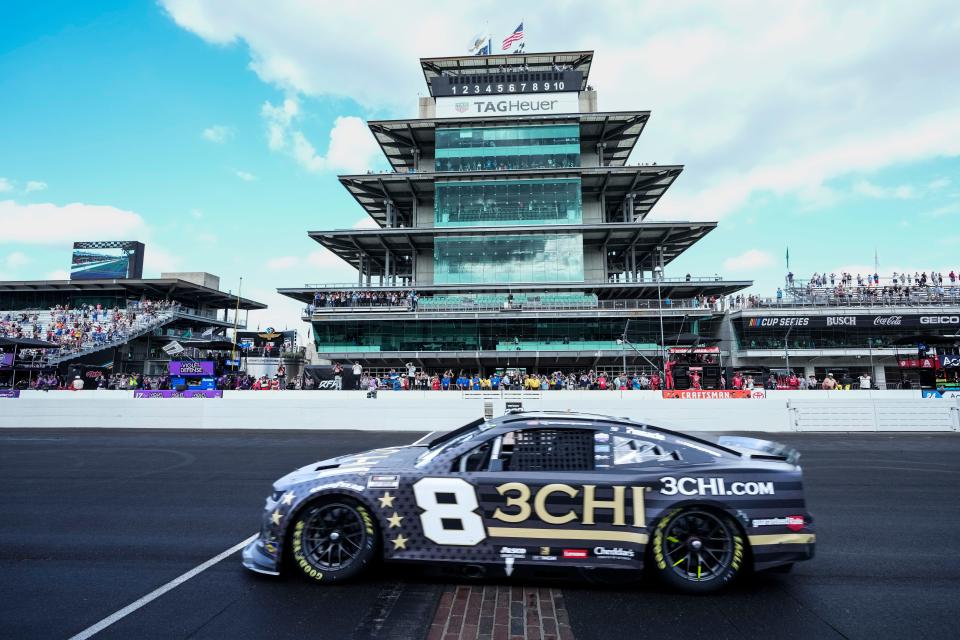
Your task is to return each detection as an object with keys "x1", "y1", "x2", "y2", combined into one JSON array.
[{"x1": 488, "y1": 459, "x2": 503, "y2": 472}]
